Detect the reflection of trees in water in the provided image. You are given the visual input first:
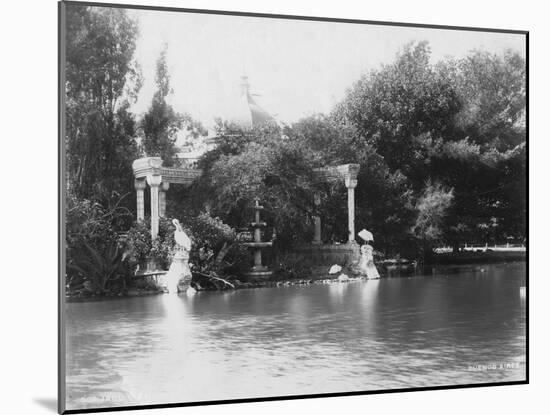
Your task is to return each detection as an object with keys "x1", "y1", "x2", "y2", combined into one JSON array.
[{"x1": 66, "y1": 264, "x2": 526, "y2": 408}]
